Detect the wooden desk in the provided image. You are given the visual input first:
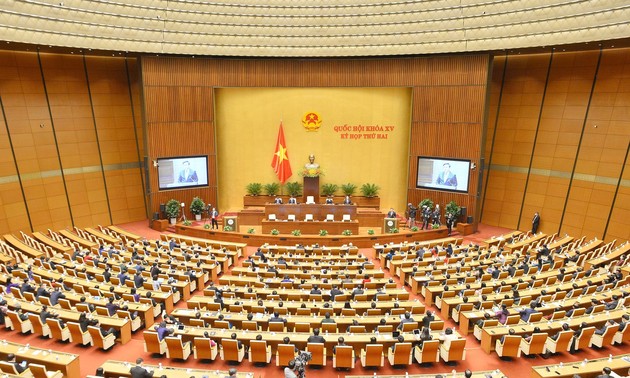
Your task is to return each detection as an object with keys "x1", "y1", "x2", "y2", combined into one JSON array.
[
  {"x1": 348, "y1": 371, "x2": 505, "y2": 378},
  {"x1": 480, "y1": 308, "x2": 629, "y2": 353},
  {"x1": 85, "y1": 227, "x2": 120, "y2": 245},
  {"x1": 260, "y1": 245, "x2": 359, "y2": 255},
  {"x1": 58, "y1": 230, "x2": 98, "y2": 250},
  {"x1": 265, "y1": 203, "x2": 357, "y2": 221},
  {"x1": 531, "y1": 354, "x2": 630, "y2": 378},
  {"x1": 262, "y1": 220, "x2": 359, "y2": 235},
  {"x1": 482, "y1": 231, "x2": 522, "y2": 248},
  {"x1": 504, "y1": 233, "x2": 547, "y2": 252},
  {"x1": 32, "y1": 231, "x2": 73, "y2": 256},
  {"x1": 106, "y1": 226, "x2": 142, "y2": 242},
  {"x1": 8, "y1": 298, "x2": 132, "y2": 344},
  {"x1": 456, "y1": 223, "x2": 474, "y2": 235},
  {"x1": 0, "y1": 341, "x2": 80, "y2": 378},
  {"x1": 584, "y1": 242, "x2": 630, "y2": 270},
  {"x1": 171, "y1": 321, "x2": 459, "y2": 355},
  {"x1": 3, "y1": 234, "x2": 44, "y2": 258},
  {"x1": 100, "y1": 360, "x2": 254, "y2": 378},
  {"x1": 186, "y1": 295, "x2": 425, "y2": 315},
  {"x1": 230, "y1": 267, "x2": 385, "y2": 279}
]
